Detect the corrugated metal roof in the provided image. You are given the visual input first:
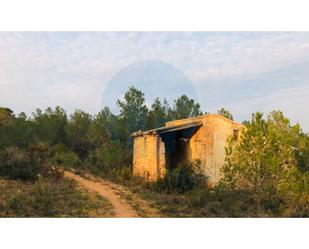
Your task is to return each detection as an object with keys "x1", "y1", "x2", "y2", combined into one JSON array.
[
  {"x1": 159, "y1": 122, "x2": 202, "y2": 134},
  {"x1": 131, "y1": 121, "x2": 202, "y2": 137}
]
